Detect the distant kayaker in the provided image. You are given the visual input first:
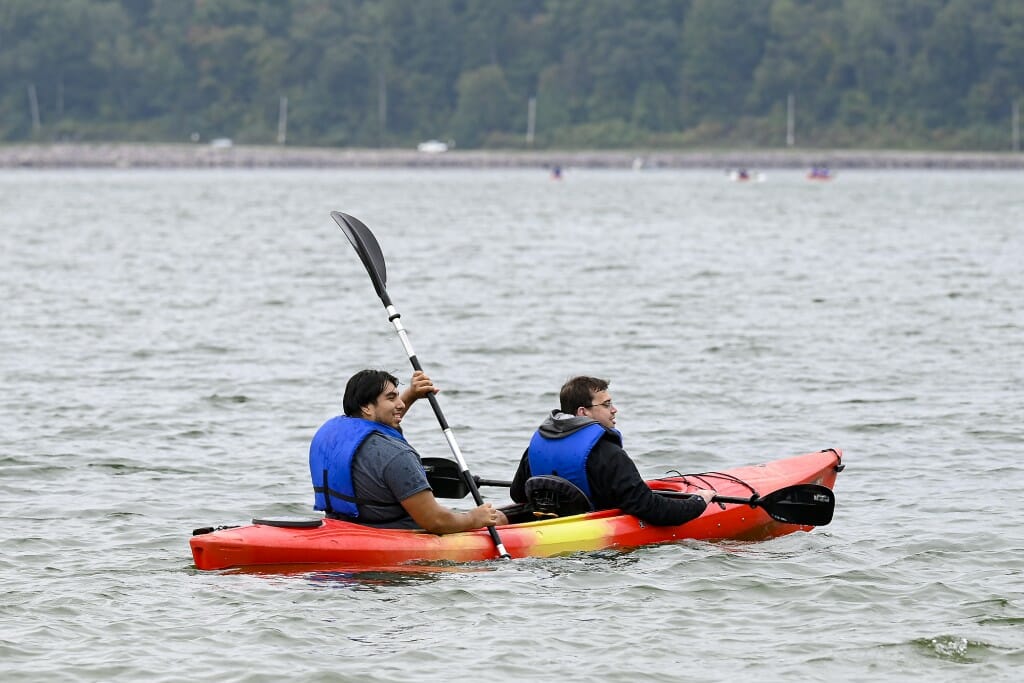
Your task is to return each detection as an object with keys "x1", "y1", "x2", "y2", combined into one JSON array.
[
  {"x1": 310, "y1": 369, "x2": 507, "y2": 532},
  {"x1": 509, "y1": 376, "x2": 716, "y2": 525}
]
